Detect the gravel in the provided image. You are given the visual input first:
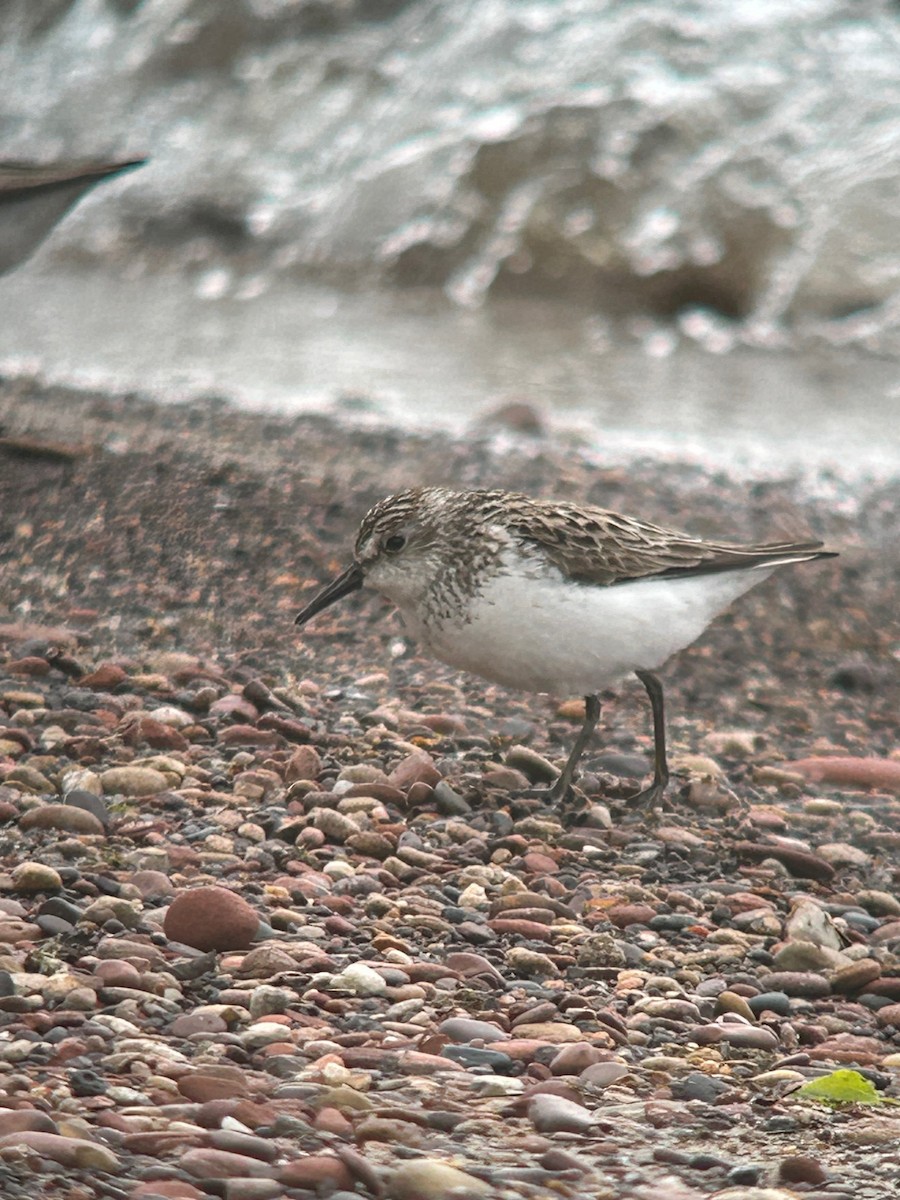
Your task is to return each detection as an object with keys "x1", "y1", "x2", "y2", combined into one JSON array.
[{"x1": 0, "y1": 380, "x2": 898, "y2": 1199}]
